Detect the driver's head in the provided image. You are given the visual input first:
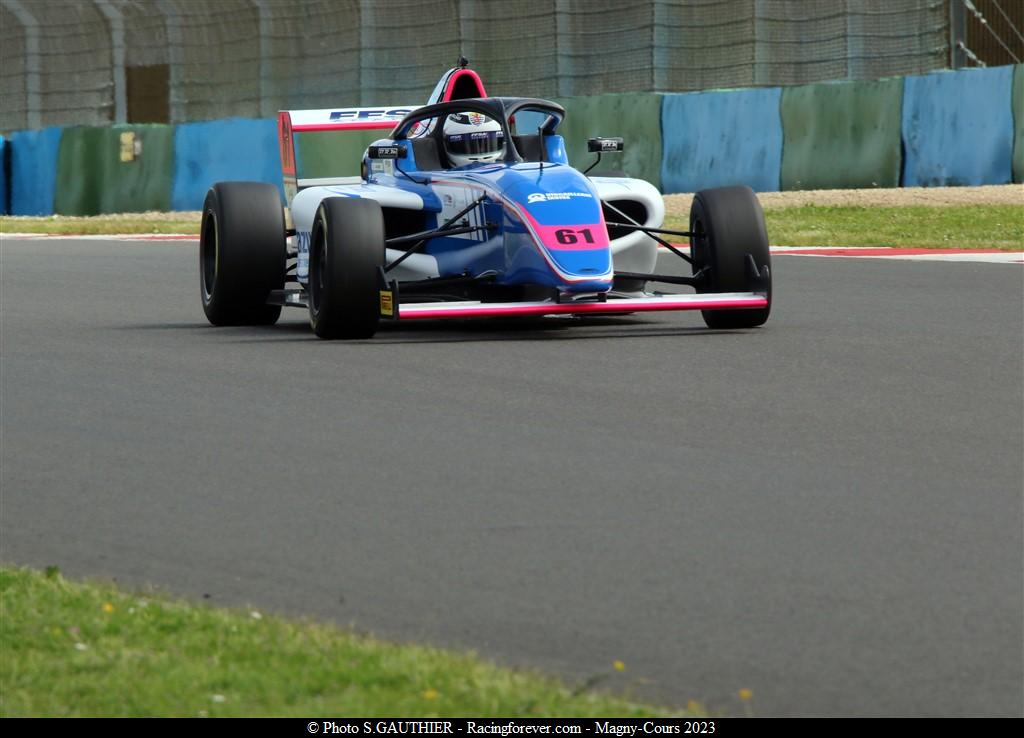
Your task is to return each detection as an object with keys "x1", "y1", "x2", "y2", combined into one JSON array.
[{"x1": 443, "y1": 112, "x2": 504, "y2": 167}]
